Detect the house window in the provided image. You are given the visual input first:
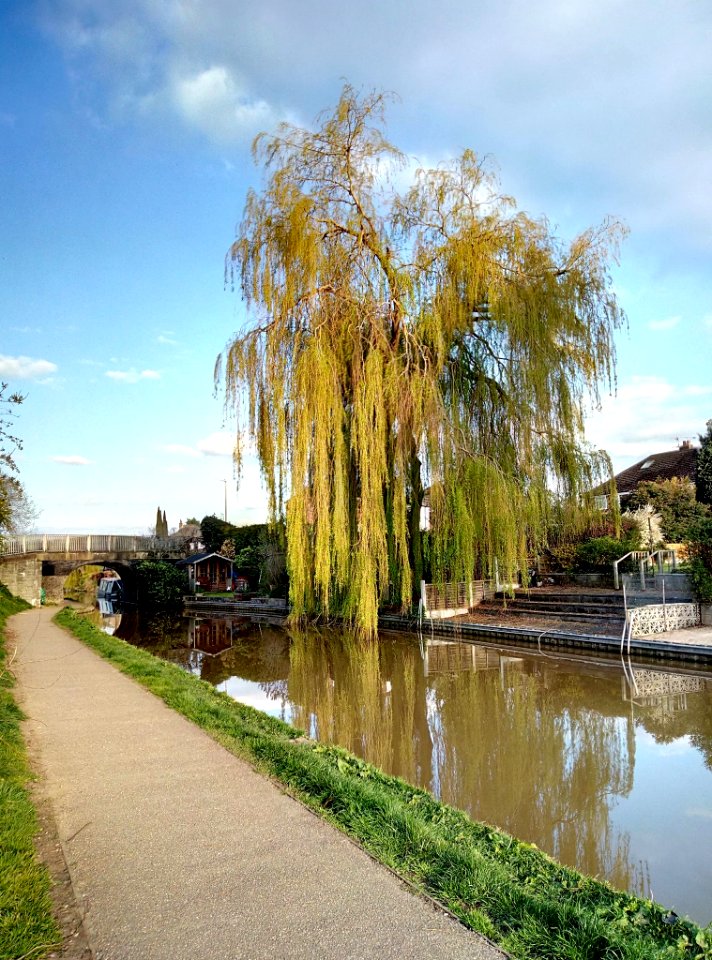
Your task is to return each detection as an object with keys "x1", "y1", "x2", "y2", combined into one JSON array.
[{"x1": 641, "y1": 458, "x2": 655, "y2": 469}]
